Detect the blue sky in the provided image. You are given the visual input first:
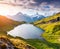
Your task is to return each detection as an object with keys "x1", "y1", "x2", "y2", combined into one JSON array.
[{"x1": 0, "y1": 0, "x2": 60, "y2": 16}]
